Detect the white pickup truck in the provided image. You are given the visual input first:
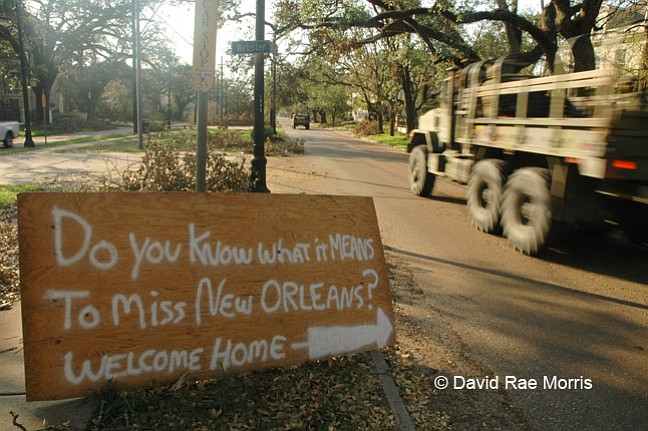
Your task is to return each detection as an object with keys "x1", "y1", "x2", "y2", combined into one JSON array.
[{"x1": 0, "y1": 121, "x2": 20, "y2": 148}]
